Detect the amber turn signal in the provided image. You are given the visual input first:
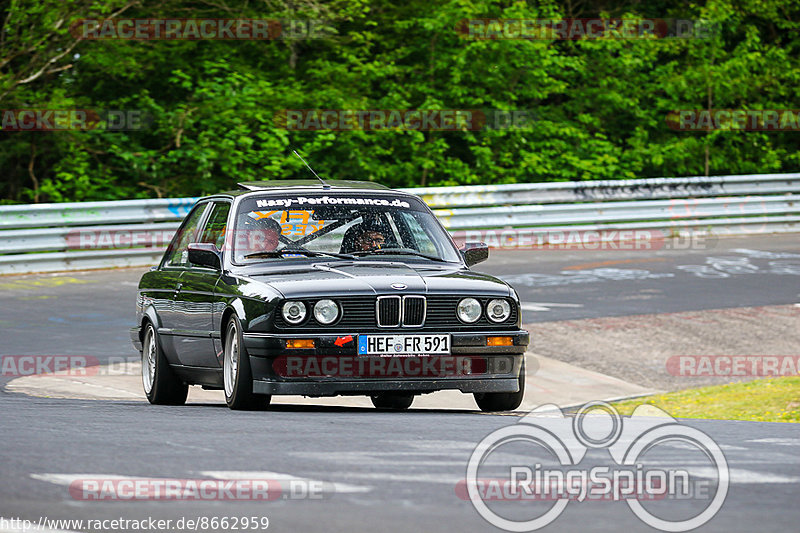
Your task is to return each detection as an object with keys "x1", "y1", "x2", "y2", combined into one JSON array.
[
  {"x1": 486, "y1": 336, "x2": 513, "y2": 346},
  {"x1": 286, "y1": 339, "x2": 315, "y2": 349}
]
